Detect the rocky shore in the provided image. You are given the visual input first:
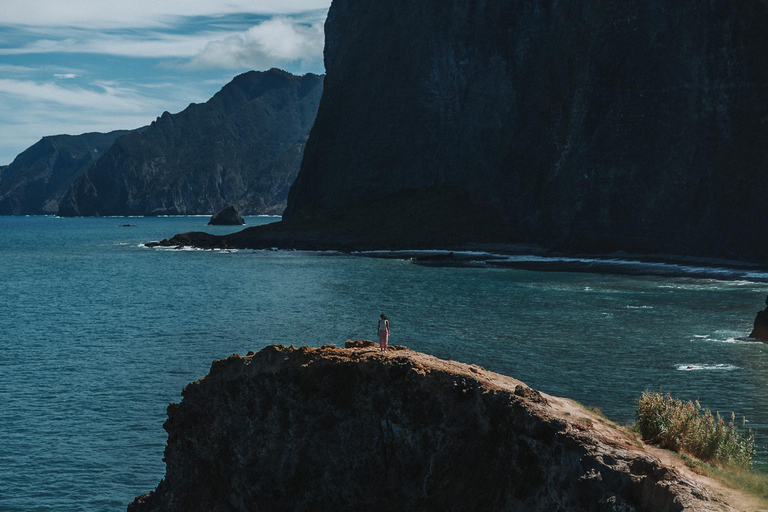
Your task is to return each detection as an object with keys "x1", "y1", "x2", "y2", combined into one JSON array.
[{"x1": 128, "y1": 344, "x2": 761, "y2": 512}]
